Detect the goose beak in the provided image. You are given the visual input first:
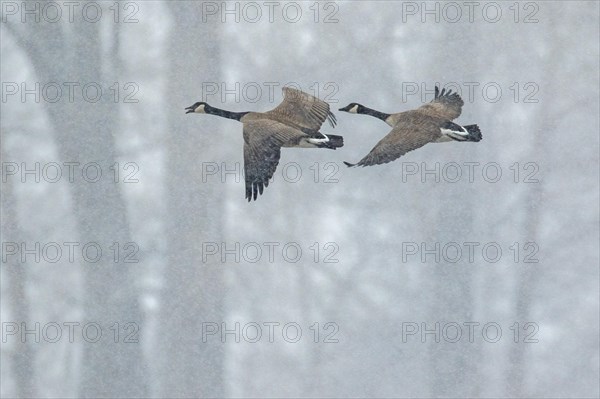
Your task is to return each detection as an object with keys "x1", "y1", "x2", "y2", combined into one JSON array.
[
  {"x1": 185, "y1": 105, "x2": 195, "y2": 114},
  {"x1": 338, "y1": 105, "x2": 352, "y2": 112}
]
